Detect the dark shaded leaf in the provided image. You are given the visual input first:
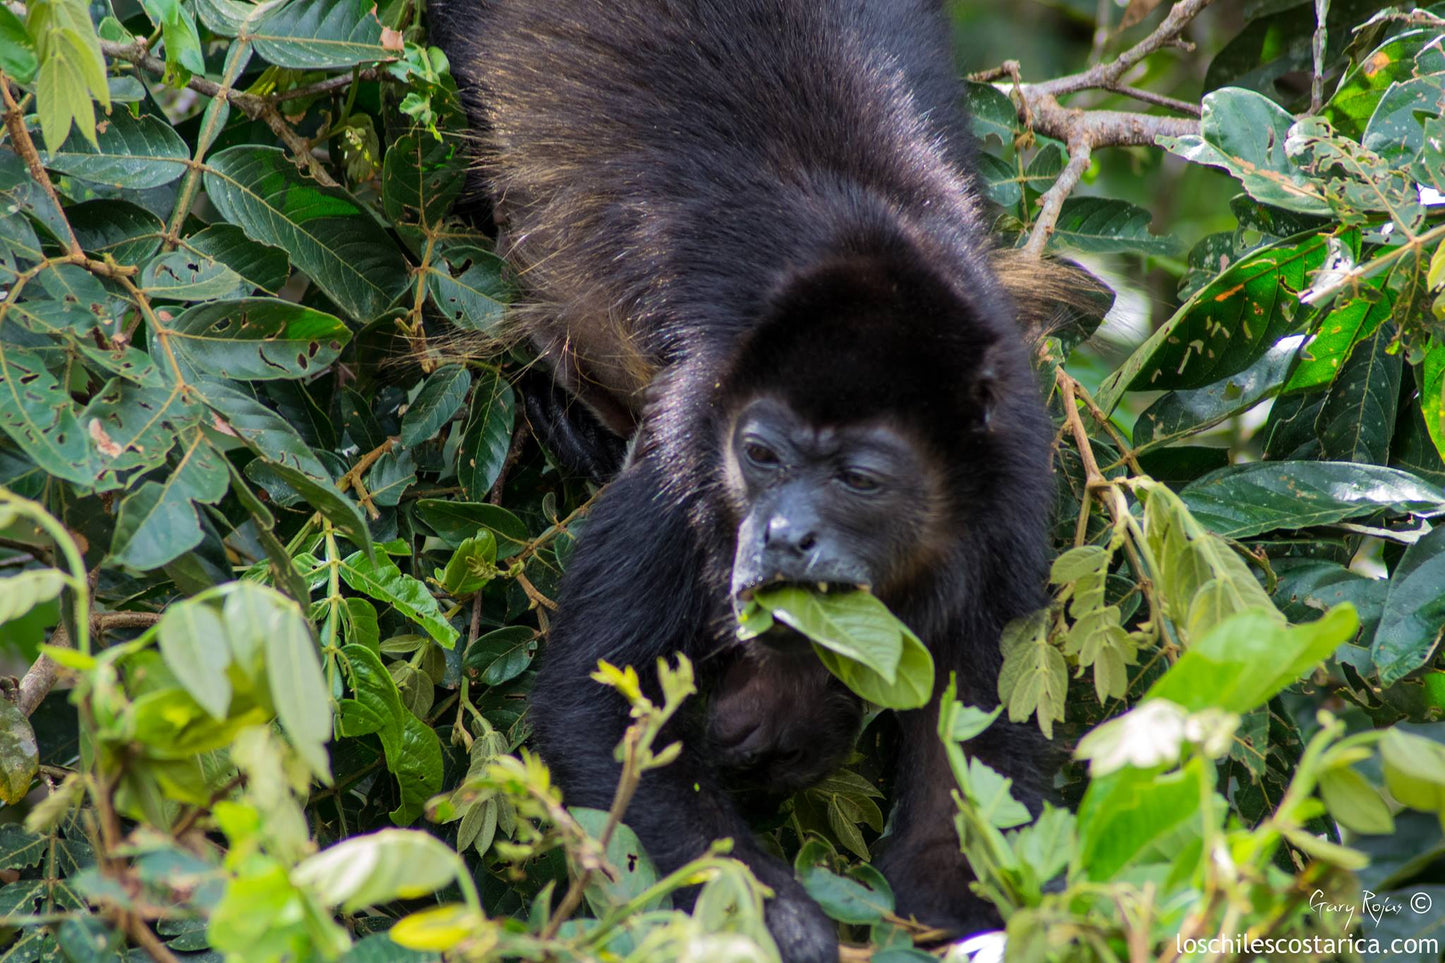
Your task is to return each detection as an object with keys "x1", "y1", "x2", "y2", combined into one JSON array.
[
  {"x1": 1373, "y1": 527, "x2": 1445, "y2": 685},
  {"x1": 204, "y1": 146, "x2": 408, "y2": 322},
  {"x1": 457, "y1": 369, "x2": 515, "y2": 500},
  {"x1": 168, "y1": 298, "x2": 351, "y2": 381},
  {"x1": 1180, "y1": 461, "x2": 1444, "y2": 538}
]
